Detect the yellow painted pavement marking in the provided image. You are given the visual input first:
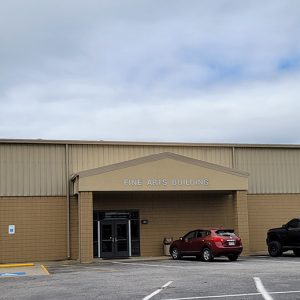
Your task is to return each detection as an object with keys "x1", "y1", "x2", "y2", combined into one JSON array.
[
  {"x1": 40, "y1": 264, "x2": 50, "y2": 275},
  {"x1": 0, "y1": 263, "x2": 34, "y2": 268}
]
